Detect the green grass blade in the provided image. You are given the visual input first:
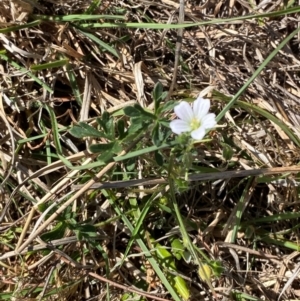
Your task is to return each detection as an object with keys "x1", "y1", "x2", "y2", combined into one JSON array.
[
  {"x1": 260, "y1": 236, "x2": 300, "y2": 251},
  {"x1": 30, "y1": 59, "x2": 69, "y2": 71},
  {"x1": 114, "y1": 141, "x2": 176, "y2": 162},
  {"x1": 65, "y1": 62, "x2": 83, "y2": 105},
  {"x1": 17, "y1": 125, "x2": 70, "y2": 144},
  {"x1": 77, "y1": 6, "x2": 300, "y2": 30},
  {"x1": 39, "y1": 119, "x2": 52, "y2": 165},
  {"x1": 58, "y1": 156, "x2": 106, "y2": 170},
  {"x1": 213, "y1": 91, "x2": 300, "y2": 147},
  {"x1": 44, "y1": 105, "x2": 63, "y2": 155},
  {"x1": 230, "y1": 177, "x2": 254, "y2": 242},
  {"x1": 243, "y1": 211, "x2": 300, "y2": 224},
  {"x1": 122, "y1": 192, "x2": 162, "y2": 265},
  {"x1": 0, "y1": 20, "x2": 41, "y2": 34},
  {"x1": 75, "y1": 27, "x2": 119, "y2": 58},
  {"x1": 59, "y1": 141, "x2": 176, "y2": 170},
  {"x1": 85, "y1": 0, "x2": 102, "y2": 14}
]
